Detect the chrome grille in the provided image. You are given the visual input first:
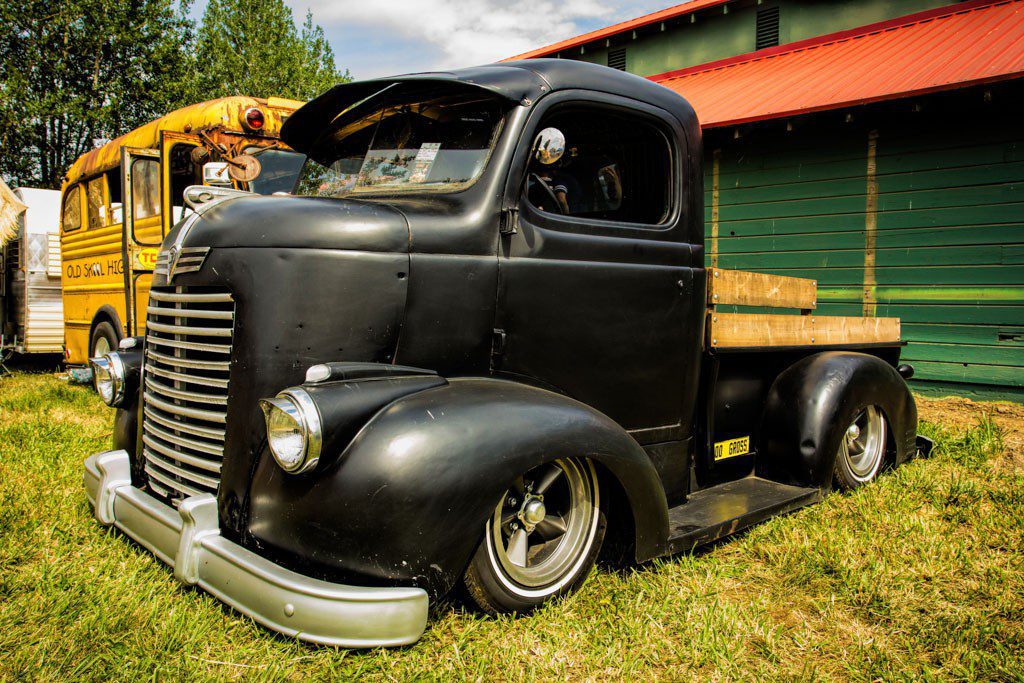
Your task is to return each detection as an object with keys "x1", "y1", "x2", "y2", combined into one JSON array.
[{"x1": 142, "y1": 286, "x2": 233, "y2": 502}]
